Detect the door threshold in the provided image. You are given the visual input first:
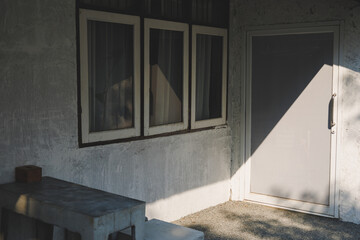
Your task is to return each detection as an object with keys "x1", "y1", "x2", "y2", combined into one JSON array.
[{"x1": 243, "y1": 199, "x2": 336, "y2": 219}]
